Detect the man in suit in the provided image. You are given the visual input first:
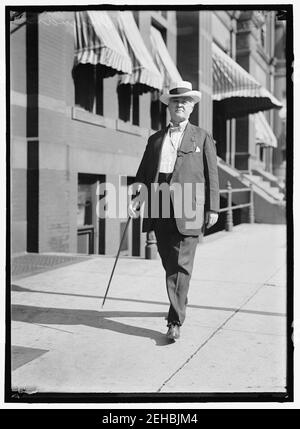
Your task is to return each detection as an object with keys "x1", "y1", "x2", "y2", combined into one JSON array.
[{"x1": 128, "y1": 81, "x2": 219, "y2": 341}]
